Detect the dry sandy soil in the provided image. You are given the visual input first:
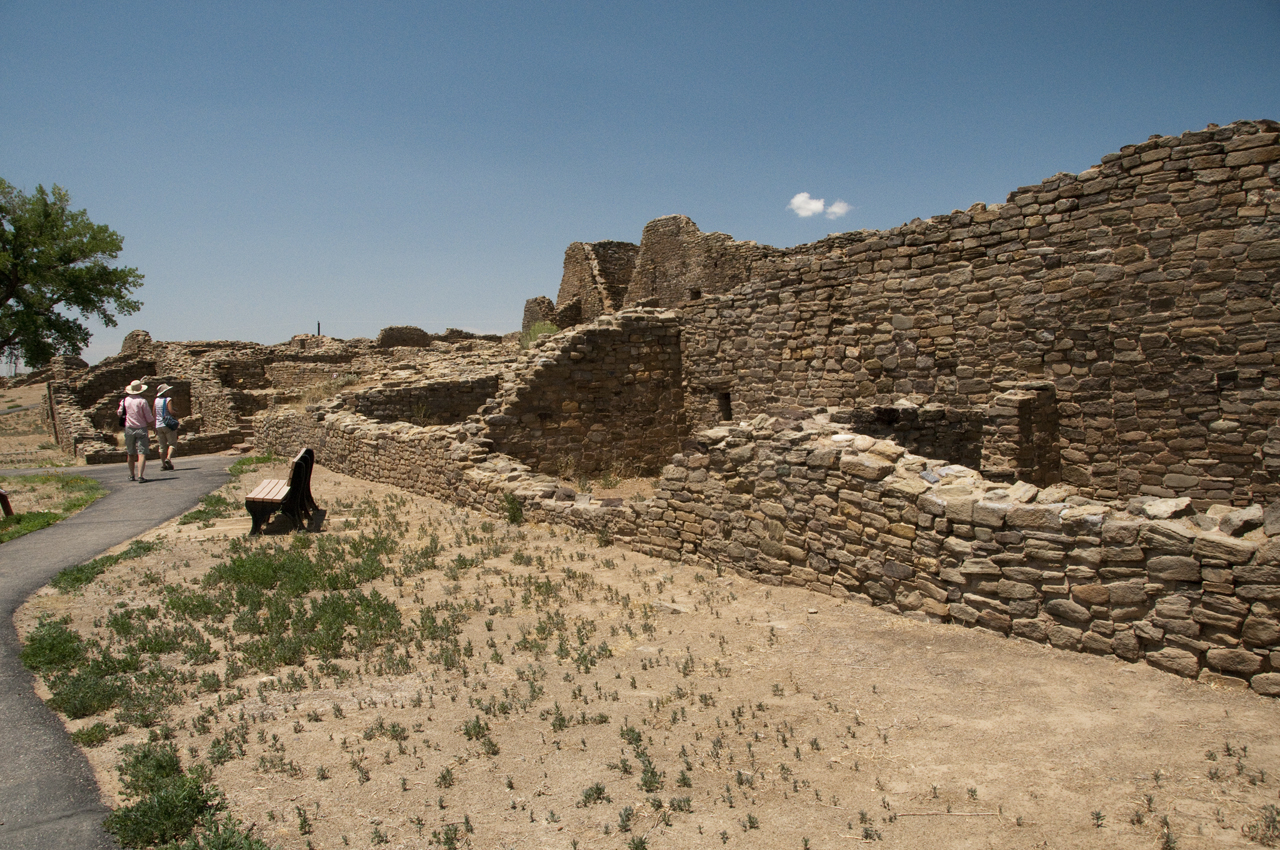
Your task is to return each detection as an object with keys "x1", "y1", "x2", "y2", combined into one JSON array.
[
  {"x1": 12, "y1": 457, "x2": 1280, "y2": 850},
  {"x1": 0, "y1": 383, "x2": 72, "y2": 468}
]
